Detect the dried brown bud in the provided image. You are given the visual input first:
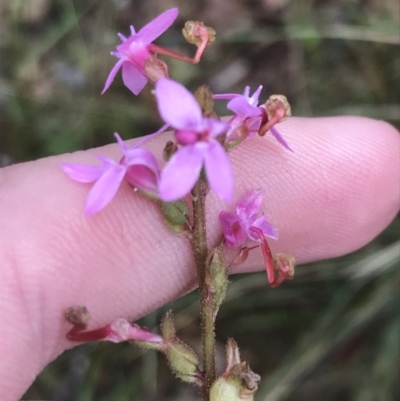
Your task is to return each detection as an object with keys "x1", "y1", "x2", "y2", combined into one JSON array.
[
  {"x1": 182, "y1": 21, "x2": 216, "y2": 47},
  {"x1": 259, "y1": 94, "x2": 291, "y2": 137},
  {"x1": 194, "y1": 85, "x2": 218, "y2": 118},
  {"x1": 163, "y1": 140, "x2": 178, "y2": 161},
  {"x1": 265, "y1": 95, "x2": 291, "y2": 121},
  {"x1": 210, "y1": 339, "x2": 260, "y2": 400},
  {"x1": 273, "y1": 253, "x2": 295, "y2": 278},
  {"x1": 65, "y1": 305, "x2": 90, "y2": 328}
]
